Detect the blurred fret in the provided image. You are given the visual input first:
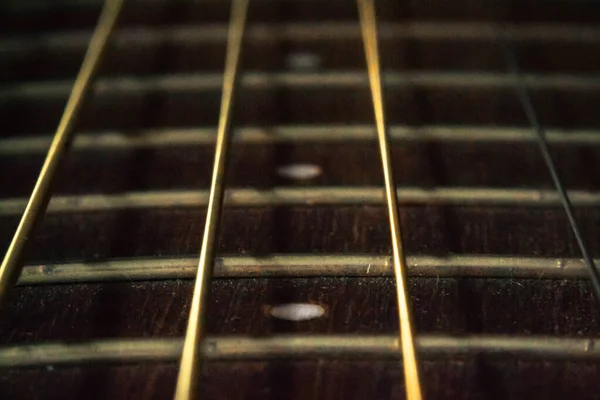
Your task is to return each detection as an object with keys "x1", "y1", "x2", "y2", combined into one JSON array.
[
  {"x1": 3, "y1": 22, "x2": 600, "y2": 50},
  {"x1": 3, "y1": 72, "x2": 600, "y2": 99},
  {"x1": 3, "y1": 126, "x2": 600, "y2": 155}
]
